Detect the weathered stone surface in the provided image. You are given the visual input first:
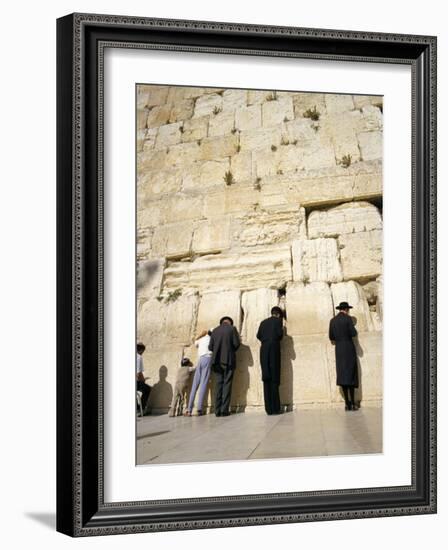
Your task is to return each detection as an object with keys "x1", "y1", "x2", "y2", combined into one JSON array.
[
  {"x1": 196, "y1": 290, "x2": 242, "y2": 333},
  {"x1": 137, "y1": 108, "x2": 148, "y2": 130},
  {"x1": 236, "y1": 205, "x2": 307, "y2": 247},
  {"x1": 241, "y1": 288, "x2": 280, "y2": 343},
  {"x1": 138, "y1": 148, "x2": 169, "y2": 173},
  {"x1": 239, "y1": 126, "x2": 282, "y2": 151},
  {"x1": 230, "y1": 151, "x2": 252, "y2": 182},
  {"x1": 262, "y1": 96, "x2": 294, "y2": 126},
  {"x1": 181, "y1": 116, "x2": 209, "y2": 142},
  {"x1": 141, "y1": 128, "x2": 158, "y2": 152},
  {"x1": 138, "y1": 293, "x2": 199, "y2": 349},
  {"x1": 137, "y1": 258, "x2": 165, "y2": 299},
  {"x1": 323, "y1": 110, "x2": 364, "y2": 162},
  {"x1": 155, "y1": 122, "x2": 182, "y2": 149},
  {"x1": 144, "y1": 86, "x2": 170, "y2": 107},
  {"x1": 247, "y1": 90, "x2": 269, "y2": 105},
  {"x1": 169, "y1": 99, "x2": 194, "y2": 123},
  {"x1": 292, "y1": 239, "x2": 343, "y2": 283},
  {"x1": 284, "y1": 118, "x2": 316, "y2": 143},
  {"x1": 222, "y1": 89, "x2": 247, "y2": 110},
  {"x1": 361, "y1": 105, "x2": 383, "y2": 131},
  {"x1": 151, "y1": 222, "x2": 193, "y2": 259},
  {"x1": 165, "y1": 141, "x2": 202, "y2": 167},
  {"x1": 338, "y1": 229, "x2": 382, "y2": 280},
  {"x1": 193, "y1": 93, "x2": 223, "y2": 117},
  {"x1": 282, "y1": 335, "x2": 333, "y2": 404},
  {"x1": 164, "y1": 245, "x2": 293, "y2": 291},
  {"x1": 192, "y1": 217, "x2": 232, "y2": 254},
  {"x1": 376, "y1": 275, "x2": 383, "y2": 321},
  {"x1": 325, "y1": 94, "x2": 355, "y2": 114},
  {"x1": 208, "y1": 110, "x2": 235, "y2": 137},
  {"x1": 331, "y1": 280, "x2": 376, "y2": 332},
  {"x1": 146, "y1": 105, "x2": 172, "y2": 128},
  {"x1": 235, "y1": 104, "x2": 262, "y2": 131},
  {"x1": 352, "y1": 94, "x2": 382, "y2": 110},
  {"x1": 182, "y1": 159, "x2": 230, "y2": 189},
  {"x1": 308, "y1": 201, "x2": 383, "y2": 238},
  {"x1": 203, "y1": 185, "x2": 259, "y2": 217},
  {"x1": 137, "y1": 167, "x2": 183, "y2": 197},
  {"x1": 285, "y1": 282, "x2": 334, "y2": 336},
  {"x1": 199, "y1": 135, "x2": 238, "y2": 160},
  {"x1": 358, "y1": 131, "x2": 382, "y2": 161}
]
